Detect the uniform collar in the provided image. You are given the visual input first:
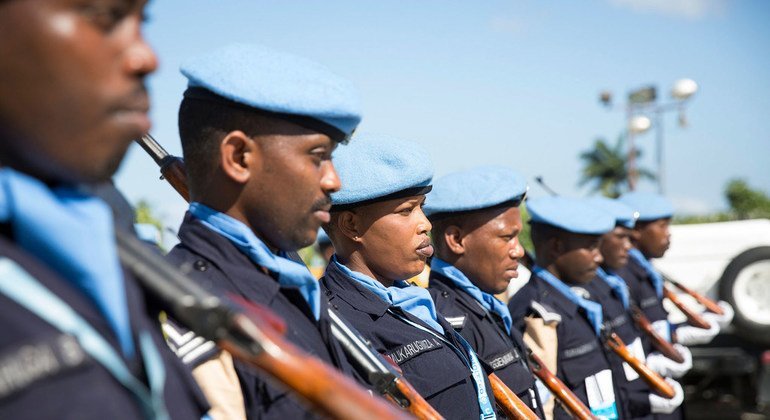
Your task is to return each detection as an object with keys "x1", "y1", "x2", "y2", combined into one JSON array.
[
  {"x1": 321, "y1": 259, "x2": 390, "y2": 317},
  {"x1": 530, "y1": 271, "x2": 580, "y2": 319},
  {"x1": 429, "y1": 271, "x2": 487, "y2": 318},
  {"x1": 177, "y1": 213, "x2": 281, "y2": 301}
]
